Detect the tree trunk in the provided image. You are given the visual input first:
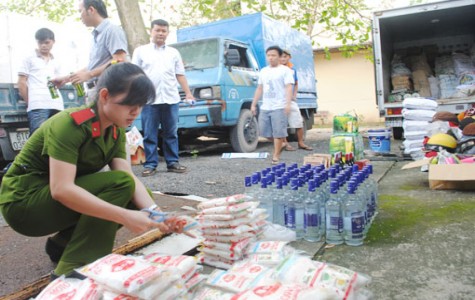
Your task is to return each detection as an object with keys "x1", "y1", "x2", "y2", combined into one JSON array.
[{"x1": 114, "y1": 0, "x2": 149, "y2": 57}]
